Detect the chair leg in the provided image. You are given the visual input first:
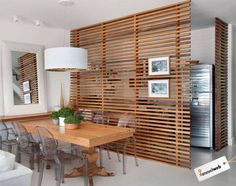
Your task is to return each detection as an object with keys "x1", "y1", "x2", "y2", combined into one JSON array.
[
  {"x1": 8, "y1": 145, "x2": 12, "y2": 153},
  {"x1": 99, "y1": 147, "x2": 103, "y2": 167},
  {"x1": 30, "y1": 148, "x2": 35, "y2": 170},
  {"x1": 116, "y1": 147, "x2": 121, "y2": 162},
  {"x1": 107, "y1": 150, "x2": 111, "y2": 160},
  {"x1": 106, "y1": 145, "x2": 111, "y2": 160},
  {"x1": 16, "y1": 145, "x2": 21, "y2": 163},
  {"x1": 61, "y1": 164, "x2": 65, "y2": 184},
  {"x1": 54, "y1": 163, "x2": 58, "y2": 181},
  {"x1": 122, "y1": 146, "x2": 127, "y2": 175},
  {"x1": 38, "y1": 159, "x2": 45, "y2": 186},
  {"x1": 71, "y1": 144, "x2": 79, "y2": 156},
  {"x1": 133, "y1": 141, "x2": 139, "y2": 167},
  {"x1": 54, "y1": 157, "x2": 62, "y2": 186},
  {"x1": 83, "y1": 158, "x2": 89, "y2": 186},
  {"x1": 37, "y1": 154, "x2": 41, "y2": 172},
  {"x1": 56, "y1": 163, "x2": 61, "y2": 186},
  {"x1": 0, "y1": 136, "x2": 2, "y2": 150},
  {"x1": 71, "y1": 143, "x2": 75, "y2": 155}
]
